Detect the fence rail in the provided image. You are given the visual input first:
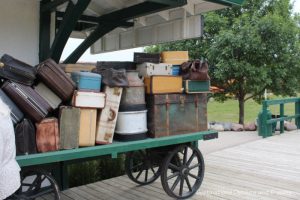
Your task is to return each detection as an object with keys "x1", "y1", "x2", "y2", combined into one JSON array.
[{"x1": 257, "y1": 98, "x2": 300, "y2": 138}]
